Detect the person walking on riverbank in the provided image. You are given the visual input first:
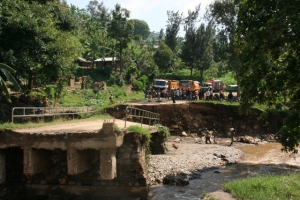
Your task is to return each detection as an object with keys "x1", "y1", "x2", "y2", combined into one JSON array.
[{"x1": 229, "y1": 128, "x2": 235, "y2": 146}]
